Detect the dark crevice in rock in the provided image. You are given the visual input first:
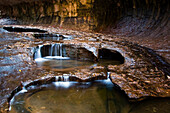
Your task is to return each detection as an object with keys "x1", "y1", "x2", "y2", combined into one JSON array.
[
  {"x1": 7, "y1": 85, "x2": 23, "y2": 104},
  {"x1": 3, "y1": 26, "x2": 47, "y2": 33},
  {"x1": 117, "y1": 40, "x2": 170, "y2": 77},
  {"x1": 140, "y1": 46, "x2": 170, "y2": 77},
  {"x1": 99, "y1": 48, "x2": 125, "y2": 64},
  {"x1": 33, "y1": 33, "x2": 73, "y2": 41}
]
